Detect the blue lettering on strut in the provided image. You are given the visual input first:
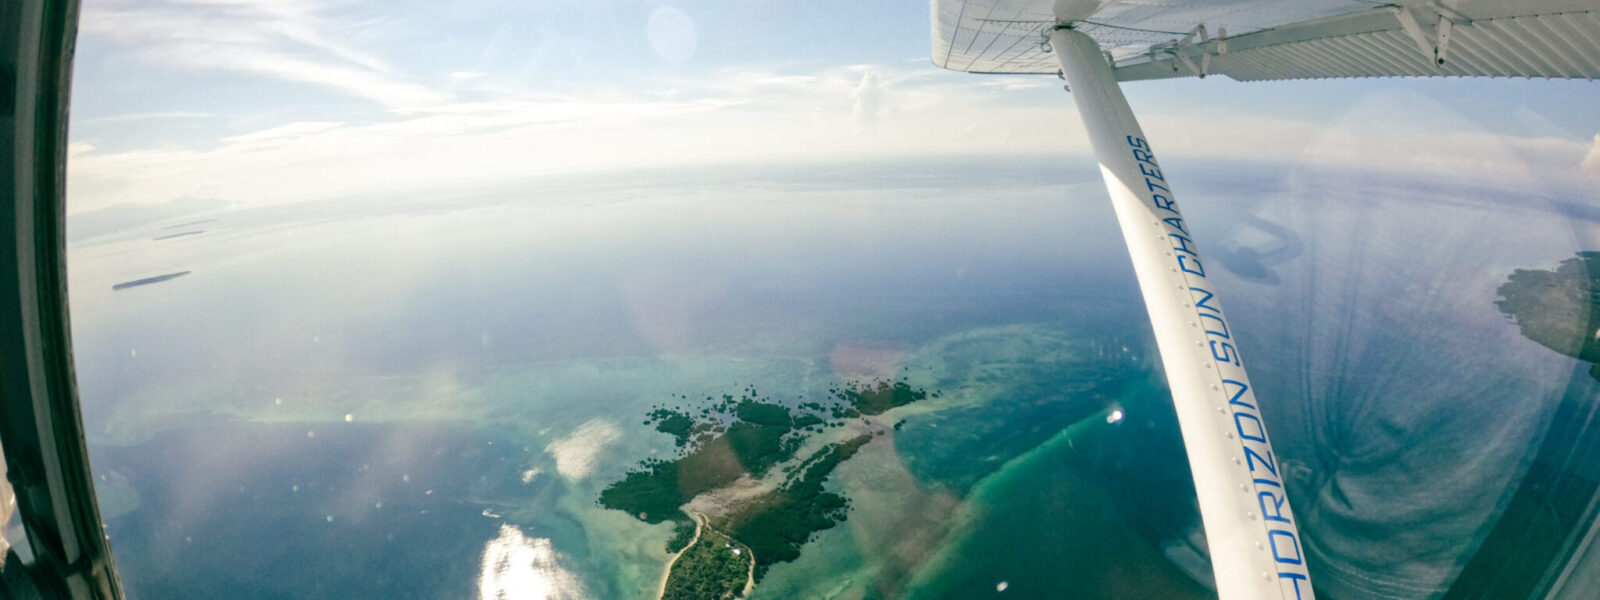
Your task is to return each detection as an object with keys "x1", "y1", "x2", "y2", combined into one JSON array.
[
  {"x1": 1222, "y1": 379, "x2": 1254, "y2": 410},
  {"x1": 1152, "y1": 194, "x2": 1180, "y2": 214},
  {"x1": 1125, "y1": 136, "x2": 1310, "y2": 592},
  {"x1": 1163, "y1": 216, "x2": 1188, "y2": 234},
  {"x1": 1281, "y1": 572, "x2": 1311, "y2": 600},
  {"x1": 1177, "y1": 254, "x2": 1206, "y2": 277},
  {"x1": 1269, "y1": 529, "x2": 1304, "y2": 565},
  {"x1": 1139, "y1": 162, "x2": 1164, "y2": 181},
  {"x1": 1171, "y1": 233, "x2": 1200, "y2": 257},
  {"x1": 1199, "y1": 312, "x2": 1230, "y2": 339},
  {"x1": 1259, "y1": 490, "x2": 1292, "y2": 524},
  {"x1": 1235, "y1": 412, "x2": 1267, "y2": 443},
  {"x1": 1245, "y1": 446, "x2": 1278, "y2": 478},
  {"x1": 1210, "y1": 340, "x2": 1241, "y2": 366},
  {"x1": 1192, "y1": 287, "x2": 1221, "y2": 315}
]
